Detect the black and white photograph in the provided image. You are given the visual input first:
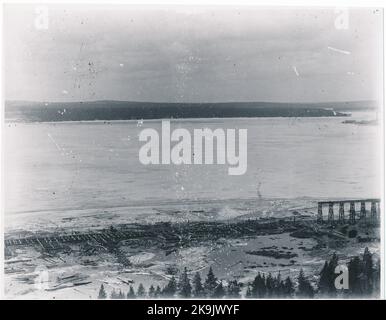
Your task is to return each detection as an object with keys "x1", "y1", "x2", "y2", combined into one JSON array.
[{"x1": 1, "y1": 2, "x2": 384, "y2": 301}]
